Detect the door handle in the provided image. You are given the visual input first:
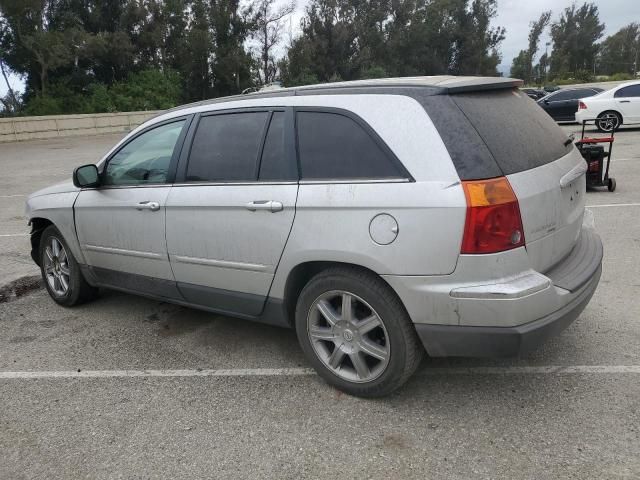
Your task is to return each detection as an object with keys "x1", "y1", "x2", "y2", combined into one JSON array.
[
  {"x1": 619, "y1": 100, "x2": 631, "y2": 103},
  {"x1": 245, "y1": 200, "x2": 284, "y2": 213},
  {"x1": 136, "y1": 201, "x2": 160, "y2": 211}
]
